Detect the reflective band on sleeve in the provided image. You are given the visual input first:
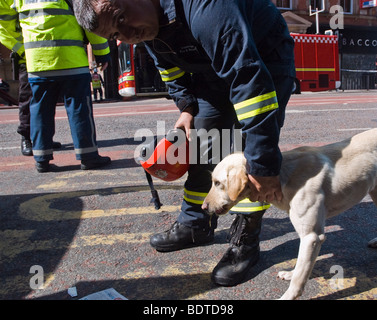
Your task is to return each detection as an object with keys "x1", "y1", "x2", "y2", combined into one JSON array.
[
  {"x1": 12, "y1": 42, "x2": 23, "y2": 53},
  {"x1": 183, "y1": 188, "x2": 208, "y2": 205},
  {"x1": 234, "y1": 91, "x2": 278, "y2": 121},
  {"x1": 159, "y1": 67, "x2": 185, "y2": 82},
  {"x1": 229, "y1": 199, "x2": 270, "y2": 213},
  {"x1": 0, "y1": 13, "x2": 17, "y2": 21},
  {"x1": 91, "y1": 42, "x2": 109, "y2": 51}
]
